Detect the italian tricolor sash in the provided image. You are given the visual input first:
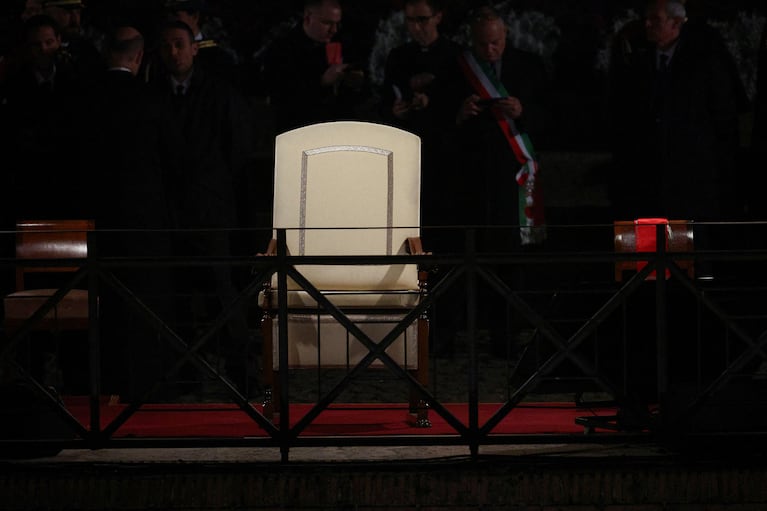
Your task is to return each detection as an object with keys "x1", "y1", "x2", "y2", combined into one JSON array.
[{"x1": 458, "y1": 50, "x2": 545, "y2": 245}]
